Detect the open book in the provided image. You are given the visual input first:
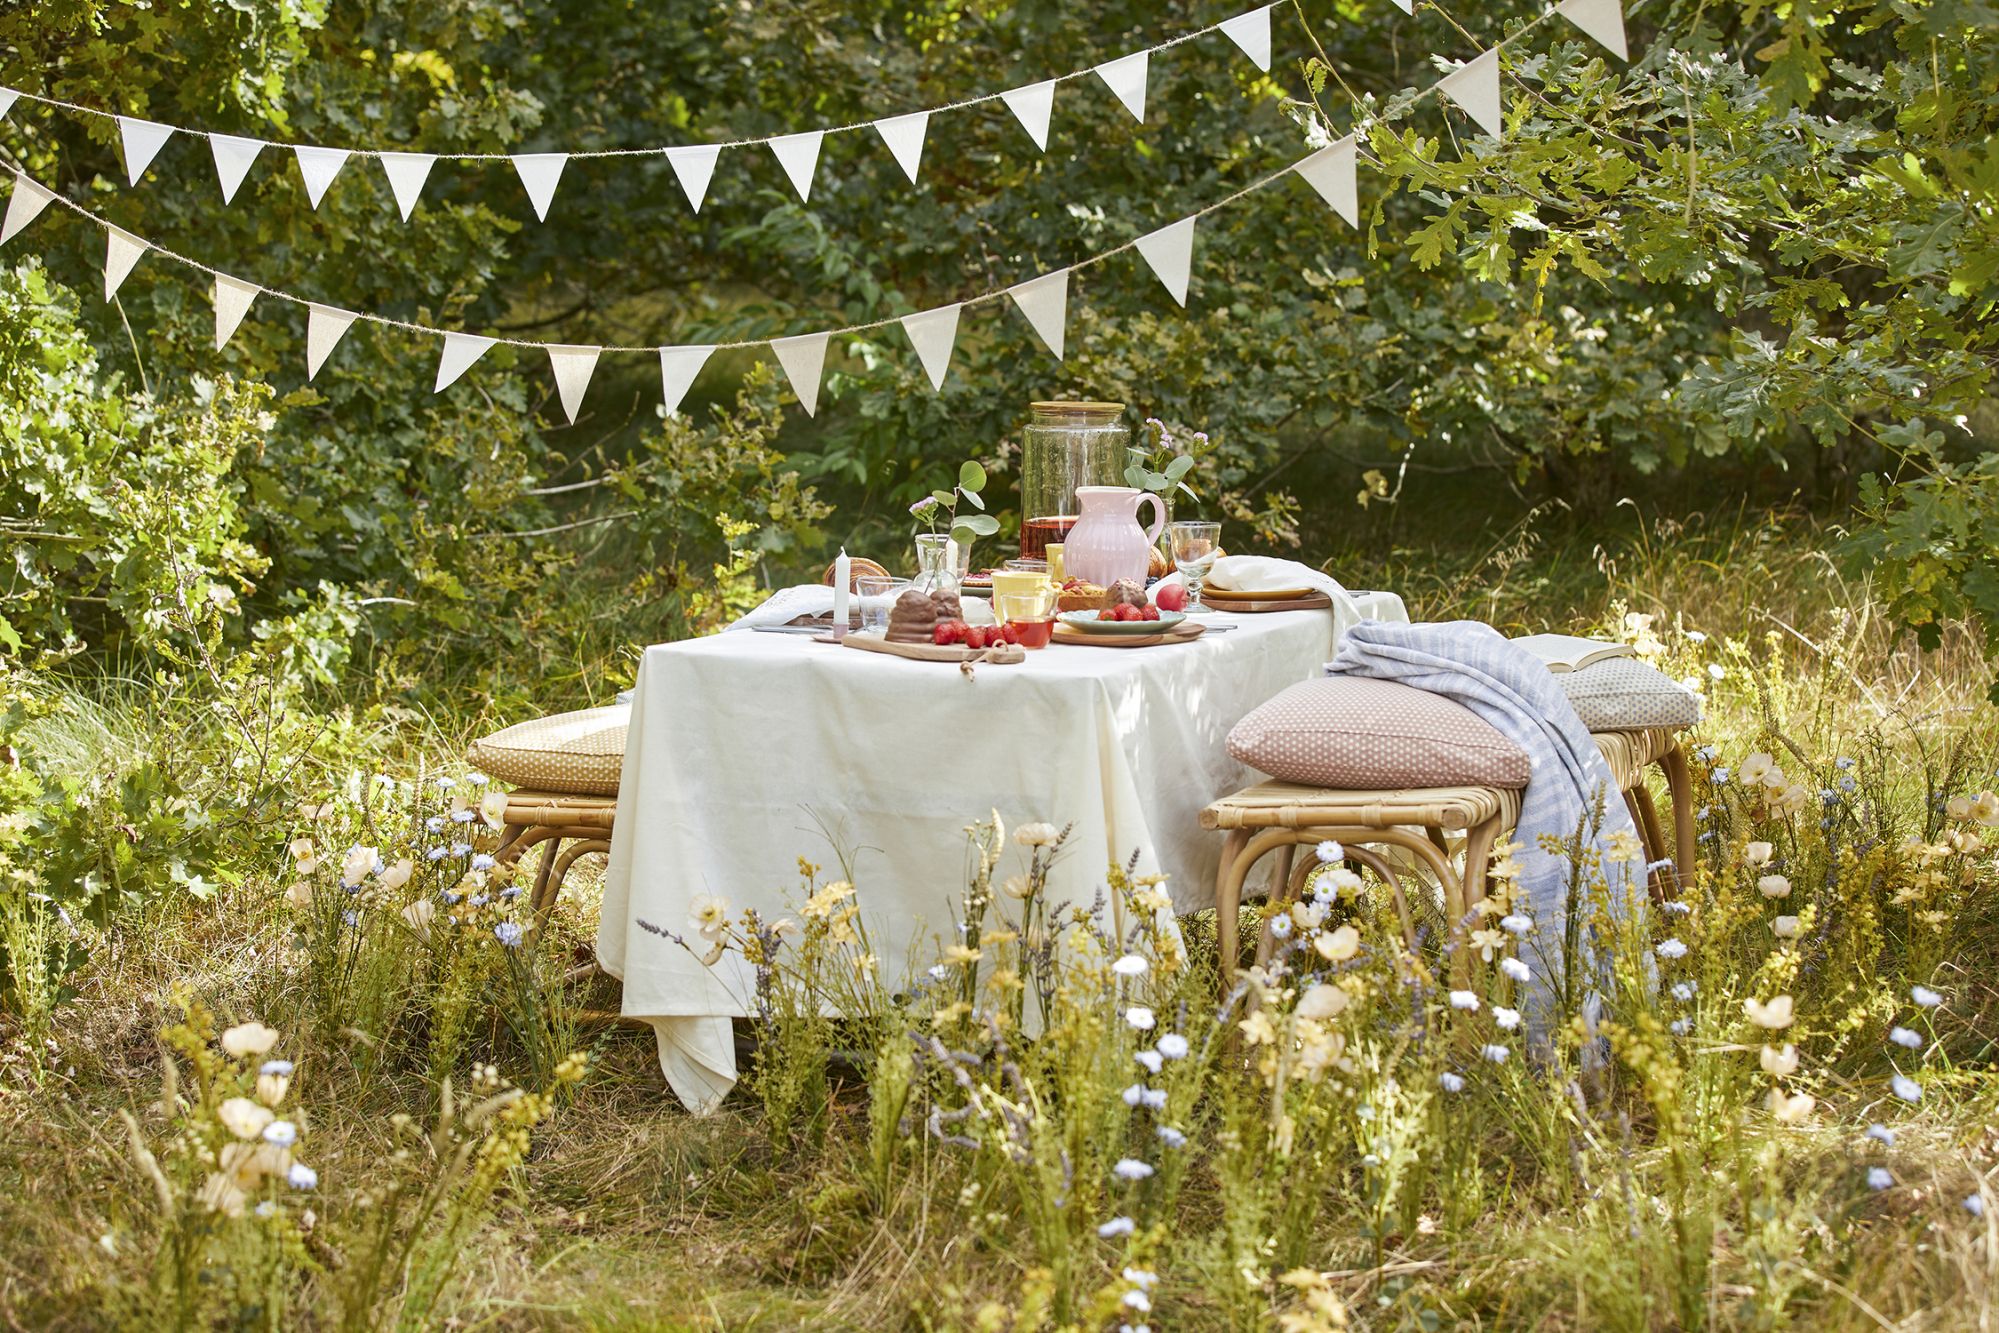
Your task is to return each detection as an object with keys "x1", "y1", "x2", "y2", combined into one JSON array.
[{"x1": 1511, "y1": 633, "x2": 1636, "y2": 673}]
